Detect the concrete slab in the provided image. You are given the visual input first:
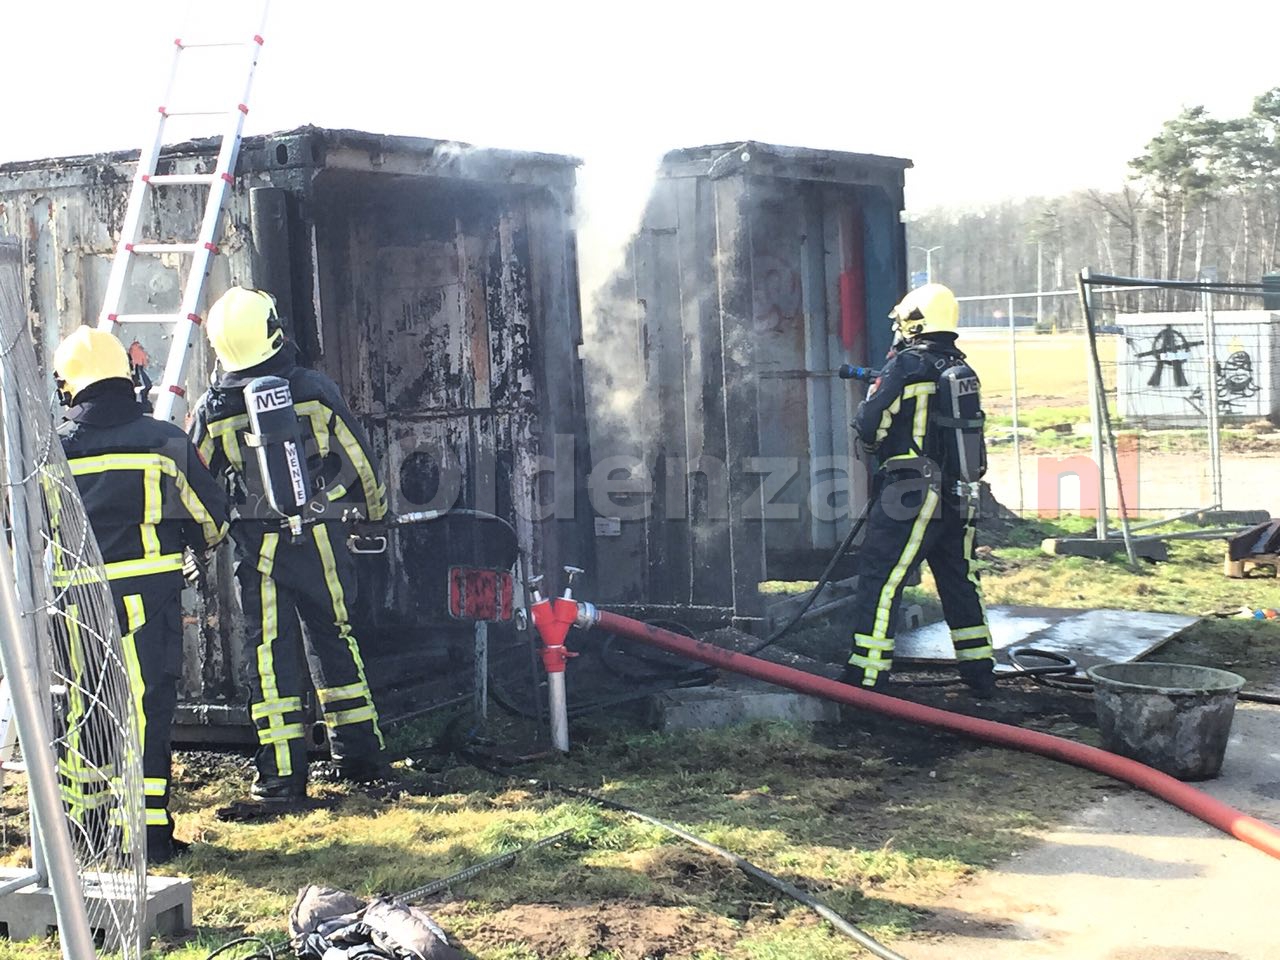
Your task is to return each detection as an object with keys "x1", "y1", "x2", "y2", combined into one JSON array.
[
  {"x1": 1042, "y1": 537, "x2": 1169, "y2": 561},
  {"x1": 652, "y1": 680, "x2": 840, "y2": 732},
  {"x1": 895, "y1": 605, "x2": 1198, "y2": 674},
  {"x1": 903, "y1": 704, "x2": 1280, "y2": 959},
  {"x1": 0, "y1": 869, "x2": 191, "y2": 950}
]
